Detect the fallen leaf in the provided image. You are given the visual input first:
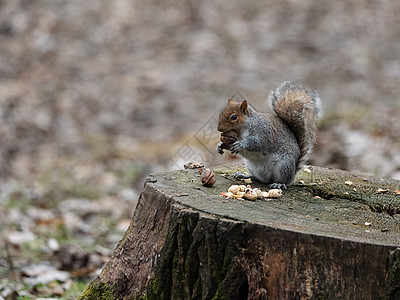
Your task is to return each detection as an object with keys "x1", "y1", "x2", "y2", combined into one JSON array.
[
  {"x1": 376, "y1": 189, "x2": 388, "y2": 194},
  {"x1": 0, "y1": 286, "x2": 18, "y2": 299},
  {"x1": 23, "y1": 265, "x2": 70, "y2": 285},
  {"x1": 21, "y1": 264, "x2": 56, "y2": 277},
  {"x1": 6, "y1": 230, "x2": 35, "y2": 246},
  {"x1": 47, "y1": 238, "x2": 60, "y2": 252}
]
